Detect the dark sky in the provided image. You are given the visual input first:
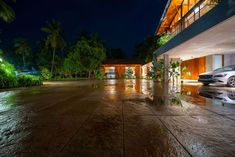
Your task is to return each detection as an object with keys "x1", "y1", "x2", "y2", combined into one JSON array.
[{"x1": 0, "y1": 0, "x2": 167, "y2": 57}]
